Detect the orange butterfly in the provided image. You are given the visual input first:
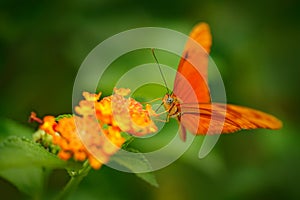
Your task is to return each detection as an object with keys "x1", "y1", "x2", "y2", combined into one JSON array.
[{"x1": 161, "y1": 23, "x2": 282, "y2": 141}]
